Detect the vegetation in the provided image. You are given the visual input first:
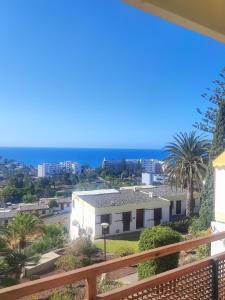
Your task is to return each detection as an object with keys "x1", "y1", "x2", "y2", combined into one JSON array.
[
  {"x1": 95, "y1": 232, "x2": 140, "y2": 255},
  {"x1": 162, "y1": 217, "x2": 193, "y2": 234},
  {"x1": 165, "y1": 131, "x2": 209, "y2": 216},
  {"x1": 198, "y1": 101, "x2": 225, "y2": 229},
  {"x1": 55, "y1": 255, "x2": 80, "y2": 271},
  {"x1": 138, "y1": 226, "x2": 182, "y2": 279},
  {"x1": 114, "y1": 246, "x2": 135, "y2": 257},
  {"x1": 2, "y1": 213, "x2": 44, "y2": 250},
  {"x1": 66, "y1": 237, "x2": 97, "y2": 257}
]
